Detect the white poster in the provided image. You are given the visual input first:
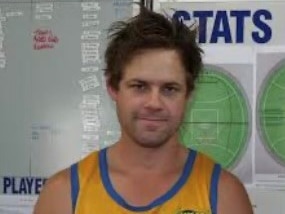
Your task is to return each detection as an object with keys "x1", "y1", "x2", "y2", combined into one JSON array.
[{"x1": 160, "y1": 1, "x2": 285, "y2": 188}]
